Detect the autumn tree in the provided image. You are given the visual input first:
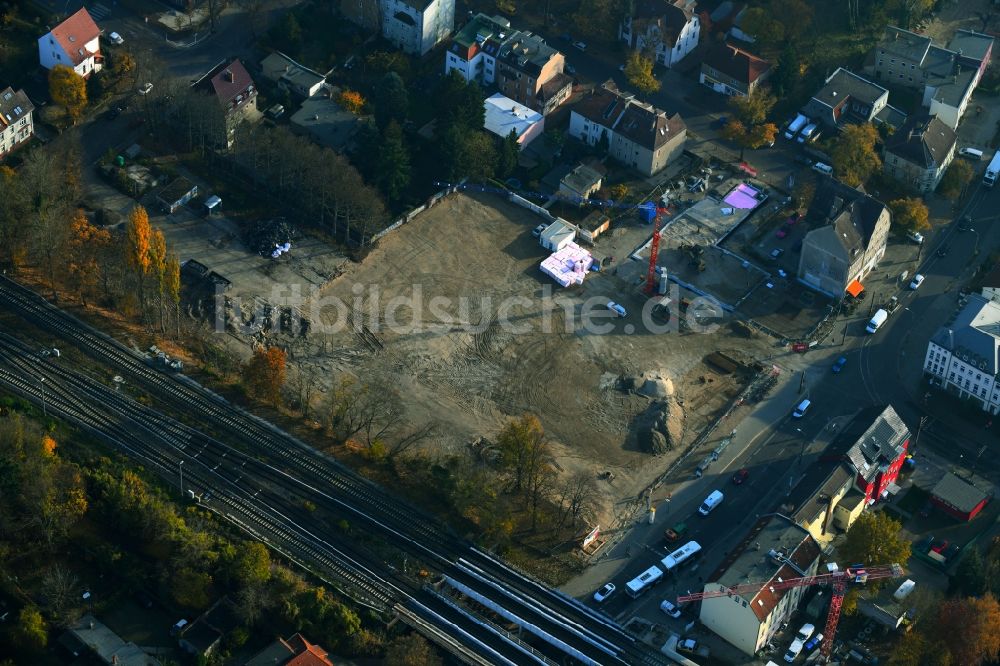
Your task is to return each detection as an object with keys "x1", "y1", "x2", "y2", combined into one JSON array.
[
  {"x1": 723, "y1": 92, "x2": 778, "y2": 159},
  {"x1": 243, "y1": 346, "x2": 287, "y2": 406},
  {"x1": 67, "y1": 209, "x2": 112, "y2": 306},
  {"x1": 14, "y1": 606, "x2": 48, "y2": 651},
  {"x1": 838, "y1": 511, "x2": 911, "y2": 573},
  {"x1": 496, "y1": 414, "x2": 556, "y2": 528},
  {"x1": 624, "y1": 51, "x2": 661, "y2": 96},
  {"x1": 385, "y1": 632, "x2": 442, "y2": 666},
  {"x1": 889, "y1": 197, "x2": 930, "y2": 233},
  {"x1": 173, "y1": 568, "x2": 212, "y2": 609},
  {"x1": 929, "y1": 595, "x2": 1000, "y2": 665},
  {"x1": 830, "y1": 123, "x2": 881, "y2": 187},
  {"x1": 230, "y1": 541, "x2": 272, "y2": 589},
  {"x1": 125, "y1": 205, "x2": 152, "y2": 311},
  {"x1": 938, "y1": 159, "x2": 974, "y2": 200},
  {"x1": 338, "y1": 90, "x2": 366, "y2": 115},
  {"x1": 48, "y1": 64, "x2": 88, "y2": 123}
]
